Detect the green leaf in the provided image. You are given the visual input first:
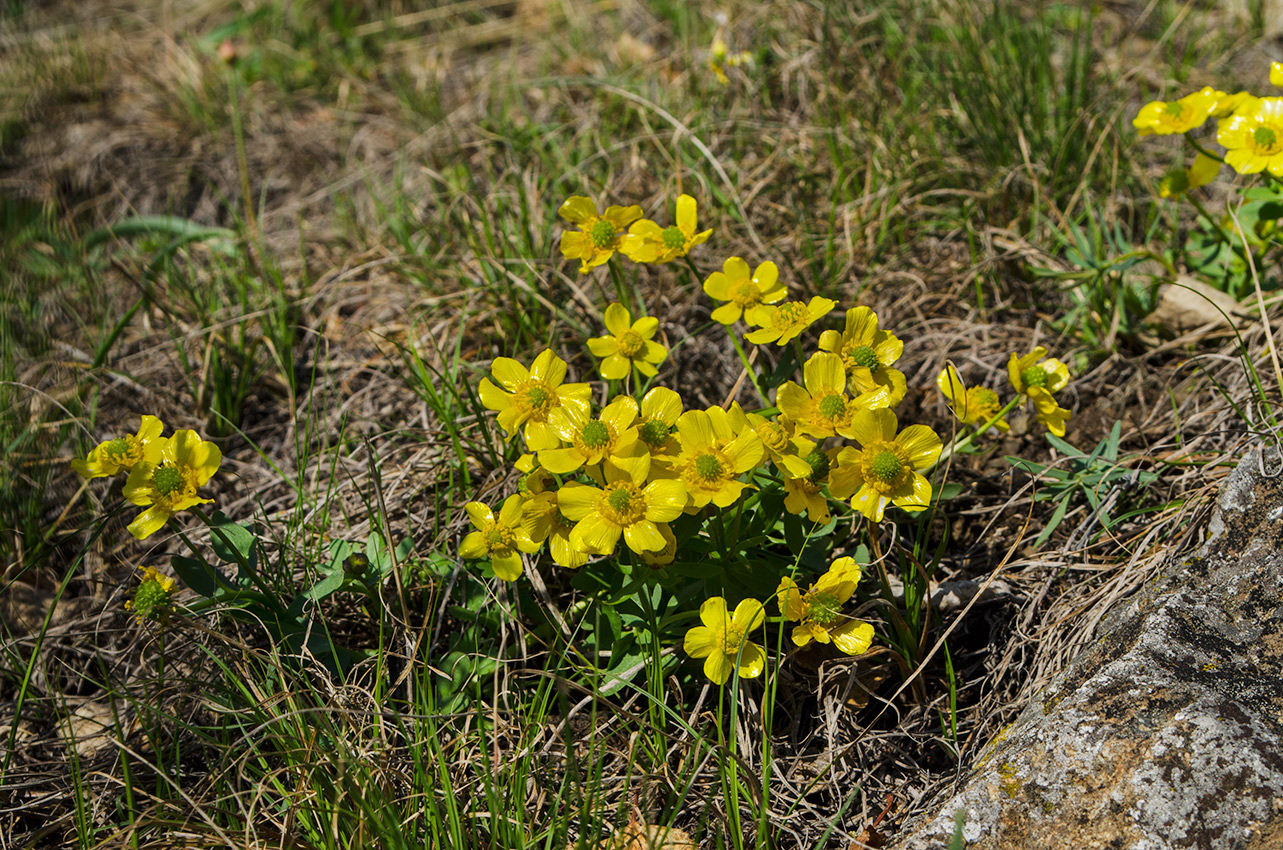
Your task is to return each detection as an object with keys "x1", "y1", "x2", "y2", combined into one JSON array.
[
  {"x1": 1033, "y1": 496, "x2": 1072, "y2": 548},
  {"x1": 170, "y1": 555, "x2": 222, "y2": 598}
]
